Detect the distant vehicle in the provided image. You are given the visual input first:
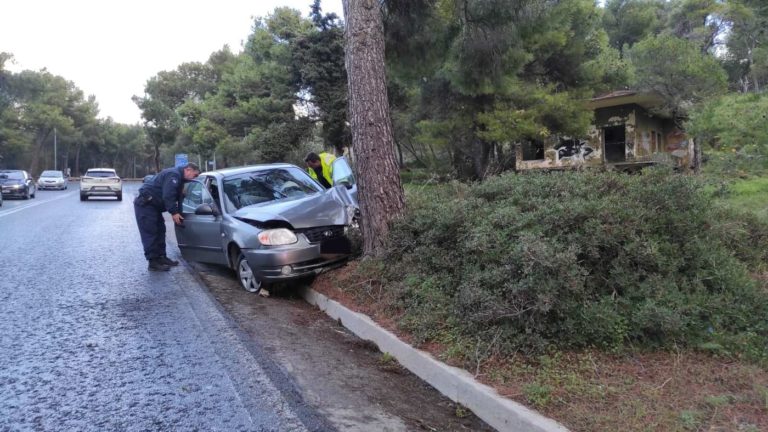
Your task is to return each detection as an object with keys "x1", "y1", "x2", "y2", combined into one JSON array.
[
  {"x1": 175, "y1": 160, "x2": 358, "y2": 295},
  {"x1": 143, "y1": 174, "x2": 156, "y2": 184},
  {"x1": 37, "y1": 170, "x2": 69, "y2": 190},
  {"x1": 80, "y1": 168, "x2": 122, "y2": 201},
  {"x1": 0, "y1": 170, "x2": 36, "y2": 200}
]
